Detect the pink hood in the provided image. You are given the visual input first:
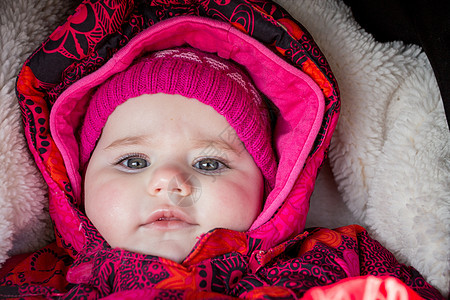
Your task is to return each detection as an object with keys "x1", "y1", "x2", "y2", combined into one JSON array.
[{"x1": 17, "y1": 4, "x2": 339, "y2": 258}]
